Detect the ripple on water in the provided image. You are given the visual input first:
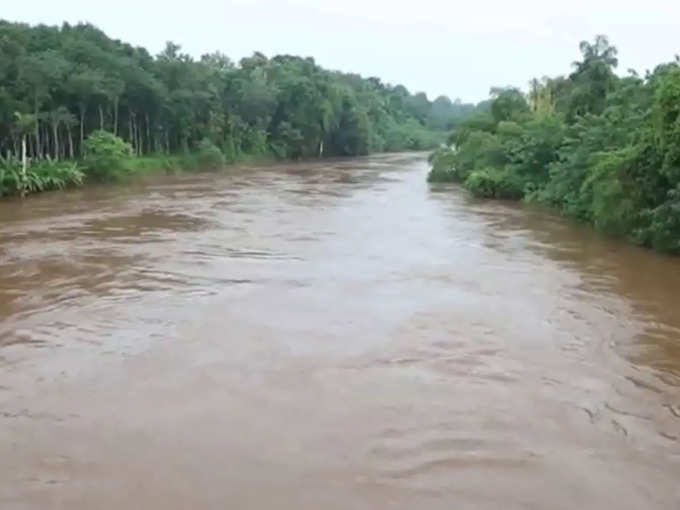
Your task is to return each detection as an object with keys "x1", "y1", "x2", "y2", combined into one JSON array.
[{"x1": 367, "y1": 420, "x2": 535, "y2": 486}]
